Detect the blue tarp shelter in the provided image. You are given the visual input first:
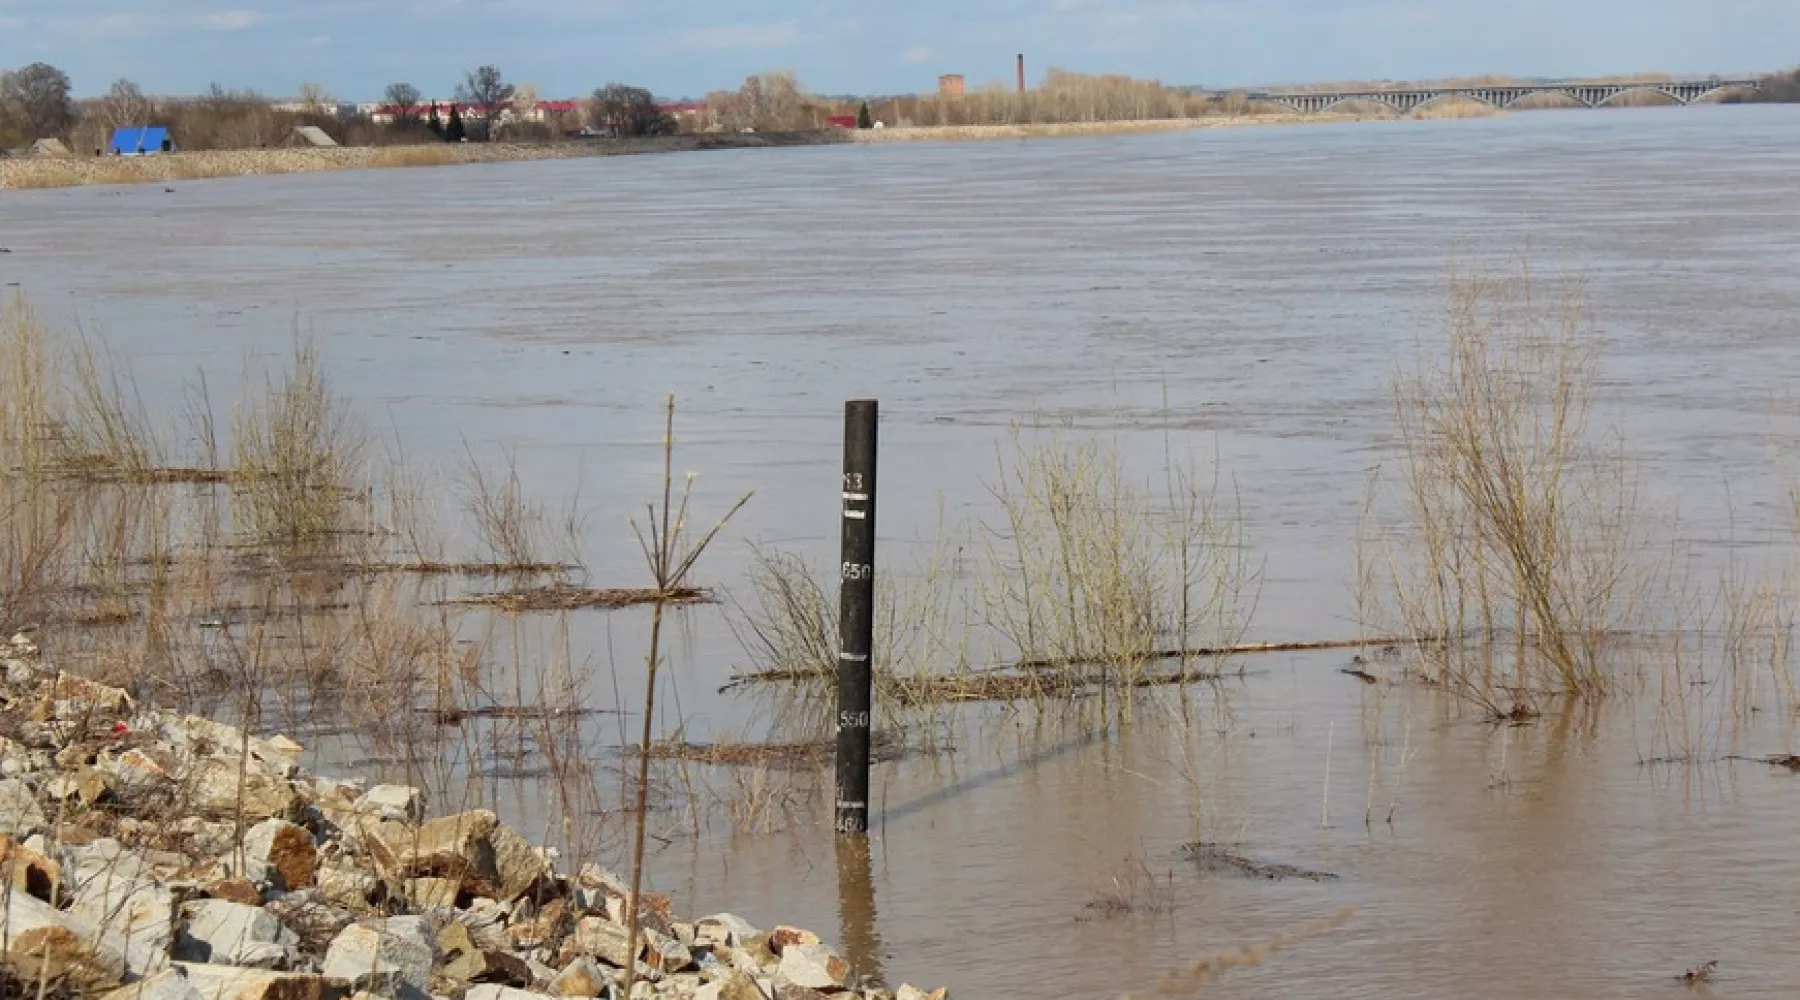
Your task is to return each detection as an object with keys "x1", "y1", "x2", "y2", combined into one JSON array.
[{"x1": 110, "y1": 127, "x2": 174, "y2": 156}]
